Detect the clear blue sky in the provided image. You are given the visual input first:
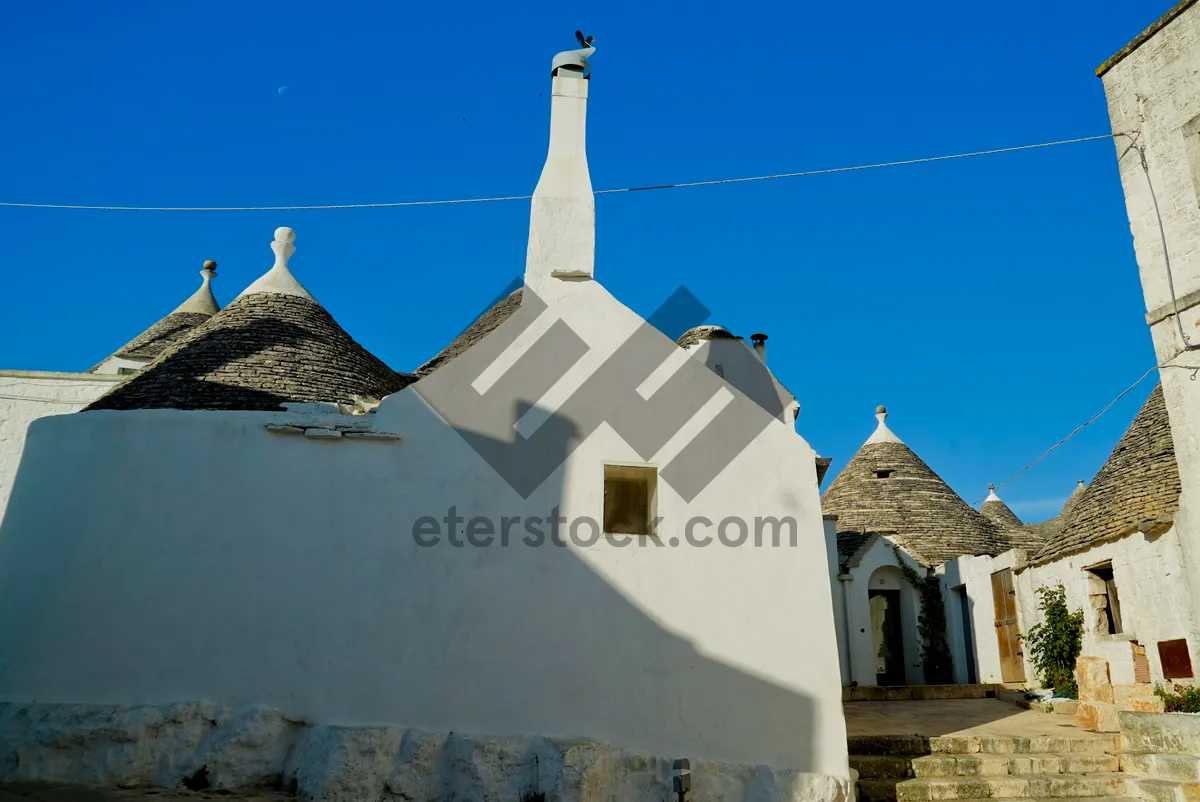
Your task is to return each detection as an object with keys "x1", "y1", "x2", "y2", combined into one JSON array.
[{"x1": 0, "y1": 1, "x2": 1169, "y2": 521}]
